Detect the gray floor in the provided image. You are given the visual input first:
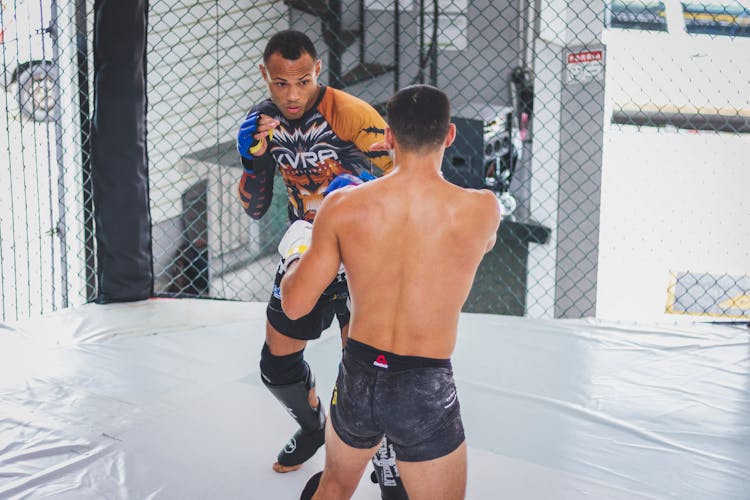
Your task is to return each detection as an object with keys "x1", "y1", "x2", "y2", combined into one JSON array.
[{"x1": 1, "y1": 299, "x2": 748, "y2": 499}]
